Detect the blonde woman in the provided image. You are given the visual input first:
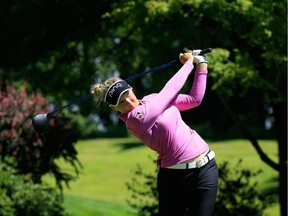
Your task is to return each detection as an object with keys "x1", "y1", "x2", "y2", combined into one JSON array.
[{"x1": 91, "y1": 51, "x2": 218, "y2": 216}]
